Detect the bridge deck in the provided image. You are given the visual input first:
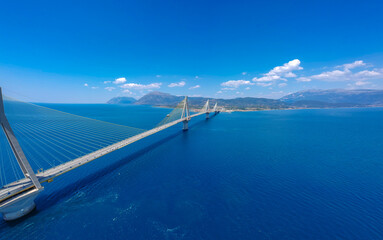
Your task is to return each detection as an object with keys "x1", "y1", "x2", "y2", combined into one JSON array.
[{"x1": 0, "y1": 111, "x2": 210, "y2": 202}]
